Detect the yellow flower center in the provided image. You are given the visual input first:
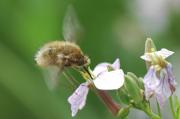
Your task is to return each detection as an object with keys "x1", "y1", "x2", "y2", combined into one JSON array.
[{"x1": 149, "y1": 53, "x2": 168, "y2": 71}]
